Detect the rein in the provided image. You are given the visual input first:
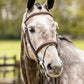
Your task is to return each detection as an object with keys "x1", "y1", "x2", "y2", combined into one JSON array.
[{"x1": 23, "y1": 11, "x2": 61, "y2": 84}]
